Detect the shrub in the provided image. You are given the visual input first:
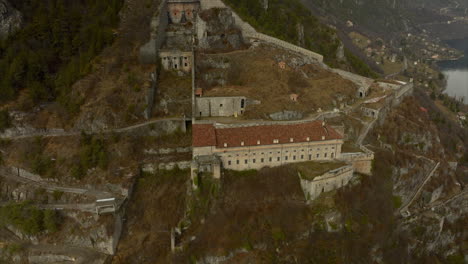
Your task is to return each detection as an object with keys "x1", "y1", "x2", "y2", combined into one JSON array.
[
  {"x1": 0, "y1": 202, "x2": 60, "y2": 235},
  {"x1": 392, "y1": 195, "x2": 403, "y2": 209},
  {"x1": 0, "y1": 0, "x2": 124, "y2": 110},
  {"x1": 0, "y1": 110, "x2": 11, "y2": 132},
  {"x1": 43, "y1": 210, "x2": 59, "y2": 233}
]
